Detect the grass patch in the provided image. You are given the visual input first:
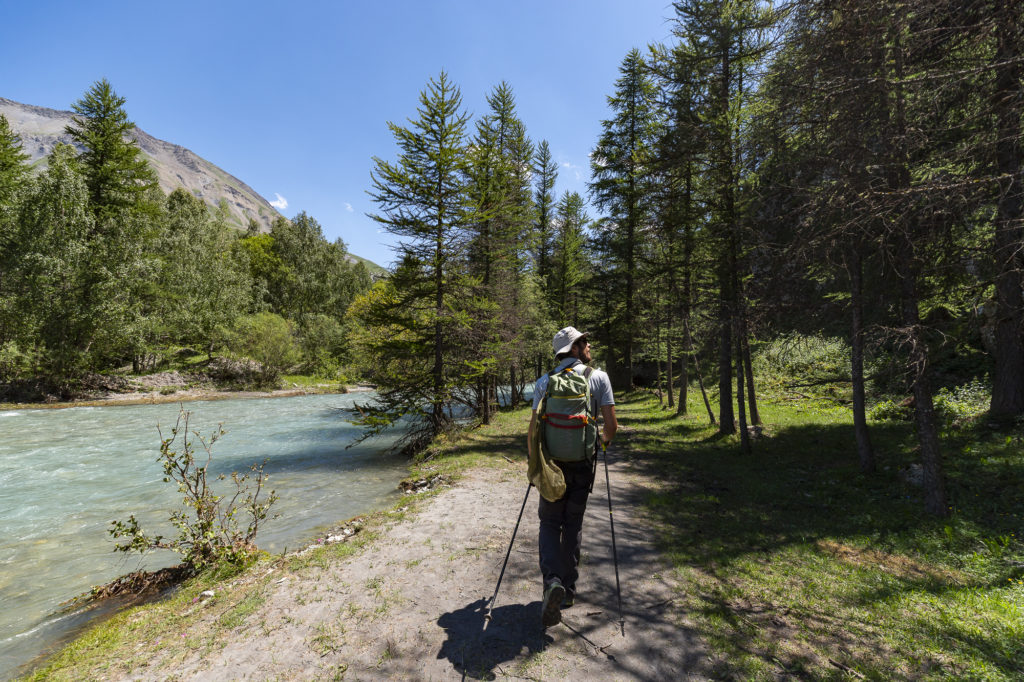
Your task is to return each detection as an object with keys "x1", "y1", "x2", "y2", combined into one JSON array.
[{"x1": 626, "y1": 388, "x2": 1024, "y2": 680}]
